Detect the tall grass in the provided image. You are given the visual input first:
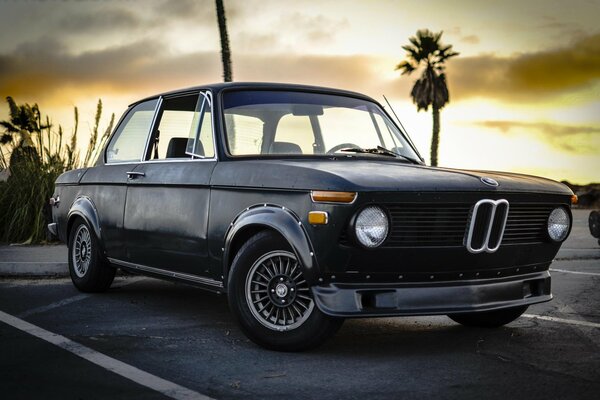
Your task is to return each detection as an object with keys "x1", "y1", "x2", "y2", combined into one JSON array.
[{"x1": 0, "y1": 97, "x2": 114, "y2": 243}]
